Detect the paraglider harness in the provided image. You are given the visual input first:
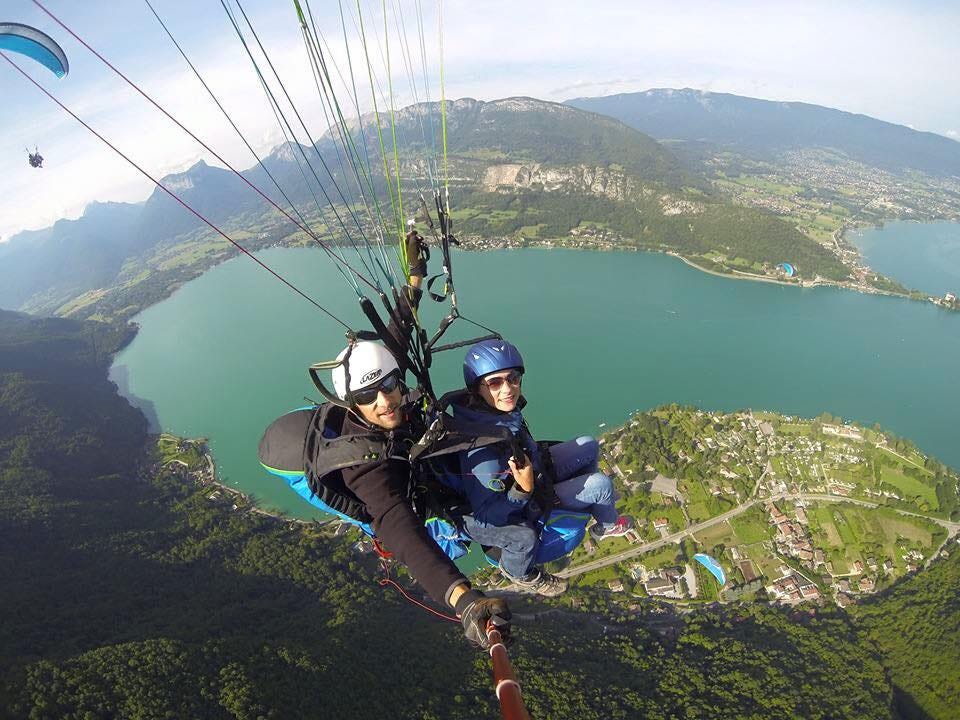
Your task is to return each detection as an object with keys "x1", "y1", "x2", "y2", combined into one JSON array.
[
  {"x1": 299, "y1": 392, "x2": 553, "y2": 532},
  {"x1": 27, "y1": 147, "x2": 43, "y2": 168},
  {"x1": 410, "y1": 390, "x2": 560, "y2": 523}
]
